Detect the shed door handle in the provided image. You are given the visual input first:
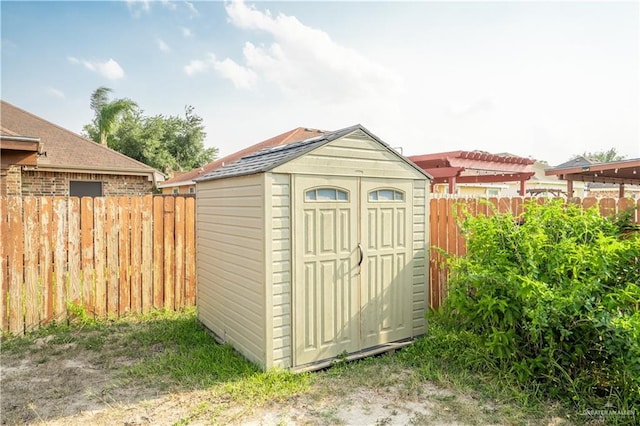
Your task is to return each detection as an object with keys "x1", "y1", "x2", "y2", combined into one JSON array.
[{"x1": 357, "y1": 243, "x2": 364, "y2": 267}]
